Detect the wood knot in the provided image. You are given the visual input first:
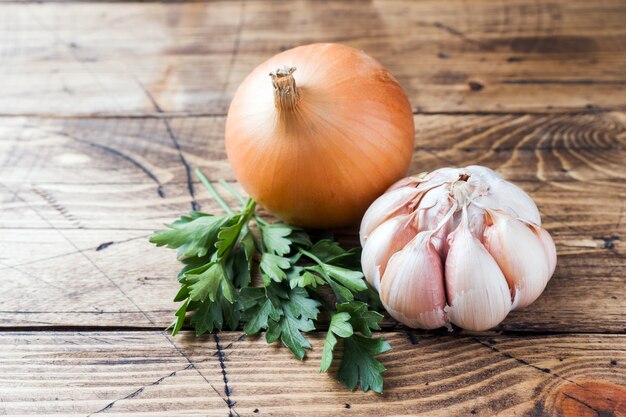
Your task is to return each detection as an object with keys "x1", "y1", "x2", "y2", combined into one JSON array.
[{"x1": 554, "y1": 381, "x2": 626, "y2": 417}]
